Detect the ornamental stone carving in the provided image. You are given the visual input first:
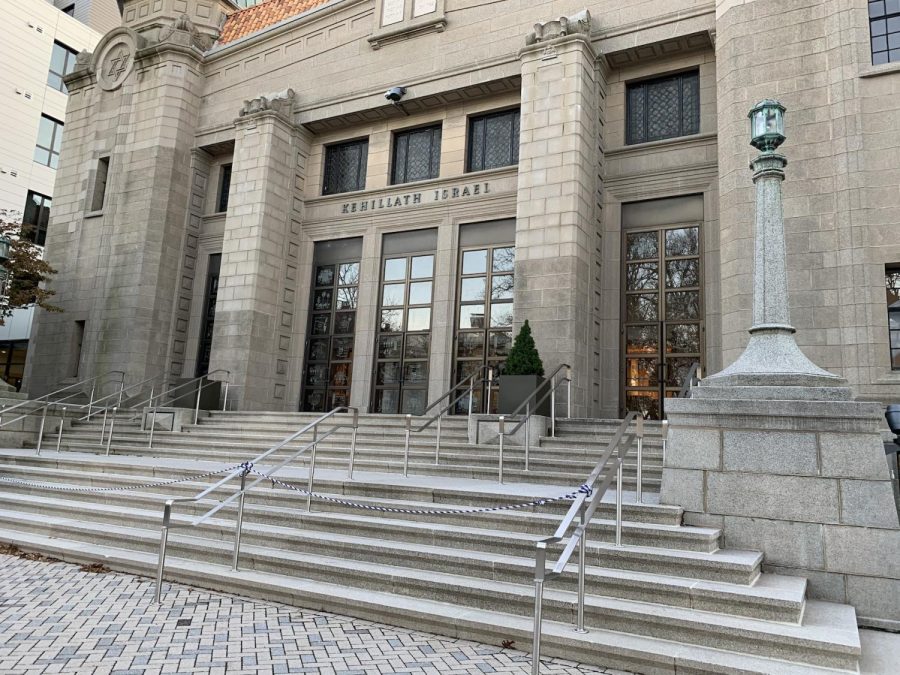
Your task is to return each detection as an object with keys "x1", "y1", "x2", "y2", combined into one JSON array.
[
  {"x1": 97, "y1": 35, "x2": 135, "y2": 91},
  {"x1": 525, "y1": 10, "x2": 592, "y2": 45},
  {"x1": 238, "y1": 89, "x2": 296, "y2": 120},
  {"x1": 157, "y1": 14, "x2": 216, "y2": 52}
]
